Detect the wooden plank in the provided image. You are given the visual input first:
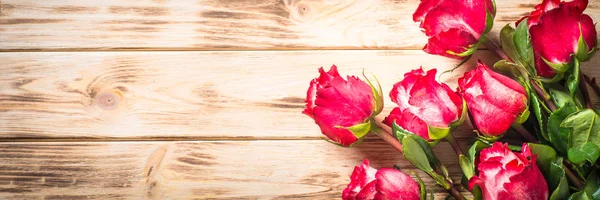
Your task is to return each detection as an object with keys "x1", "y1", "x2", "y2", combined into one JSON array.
[
  {"x1": 1, "y1": 50, "x2": 600, "y2": 140},
  {"x1": 1, "y1": 0, "x2": 599, "y2": 50},
  {"x1": 0, "y1": 140, "x2": 471, "y2": 199}
]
